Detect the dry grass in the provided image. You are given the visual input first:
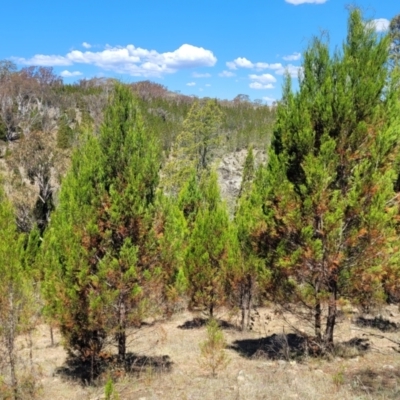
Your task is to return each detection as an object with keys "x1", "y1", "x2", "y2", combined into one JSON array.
[{"x1": 7, "y1": 305, "x2": 400, "y2": 400}]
